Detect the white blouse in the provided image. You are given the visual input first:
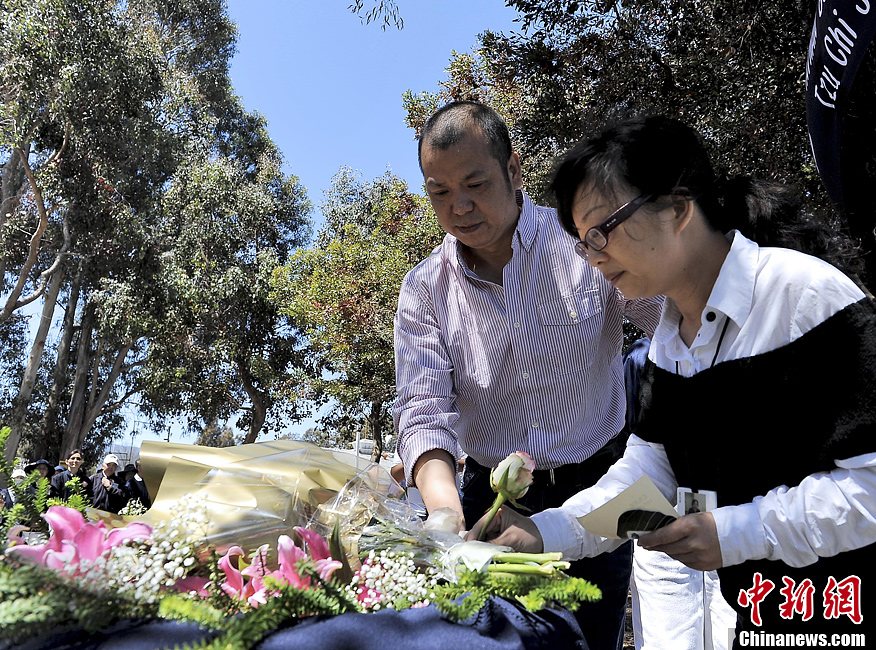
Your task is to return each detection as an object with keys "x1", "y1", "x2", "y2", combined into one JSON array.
[{"x1": 533, "y1": 232, "x2": 876, "y2": 570}]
